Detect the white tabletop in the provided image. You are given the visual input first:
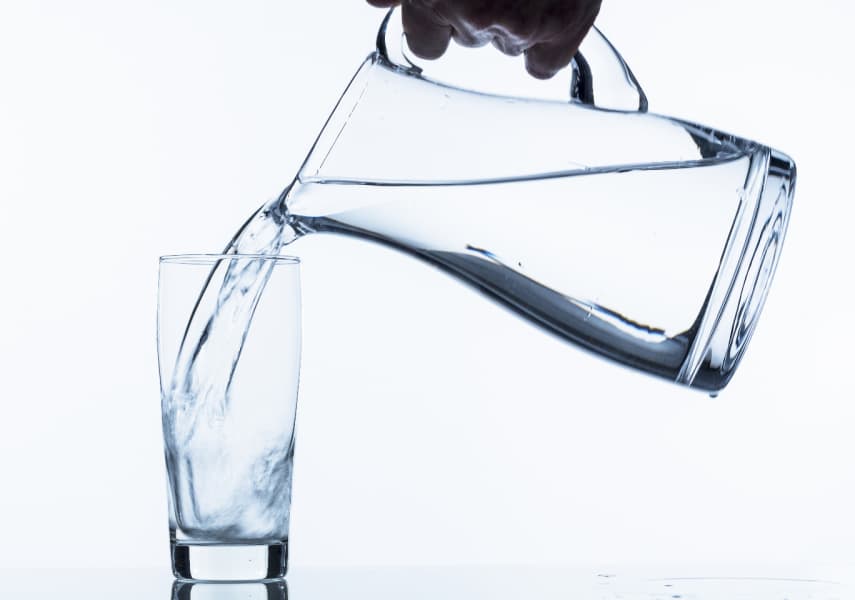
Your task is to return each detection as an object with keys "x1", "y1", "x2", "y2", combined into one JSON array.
[{"x1": 0, "y1": 566, "x2": 851, "y2": 600}]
